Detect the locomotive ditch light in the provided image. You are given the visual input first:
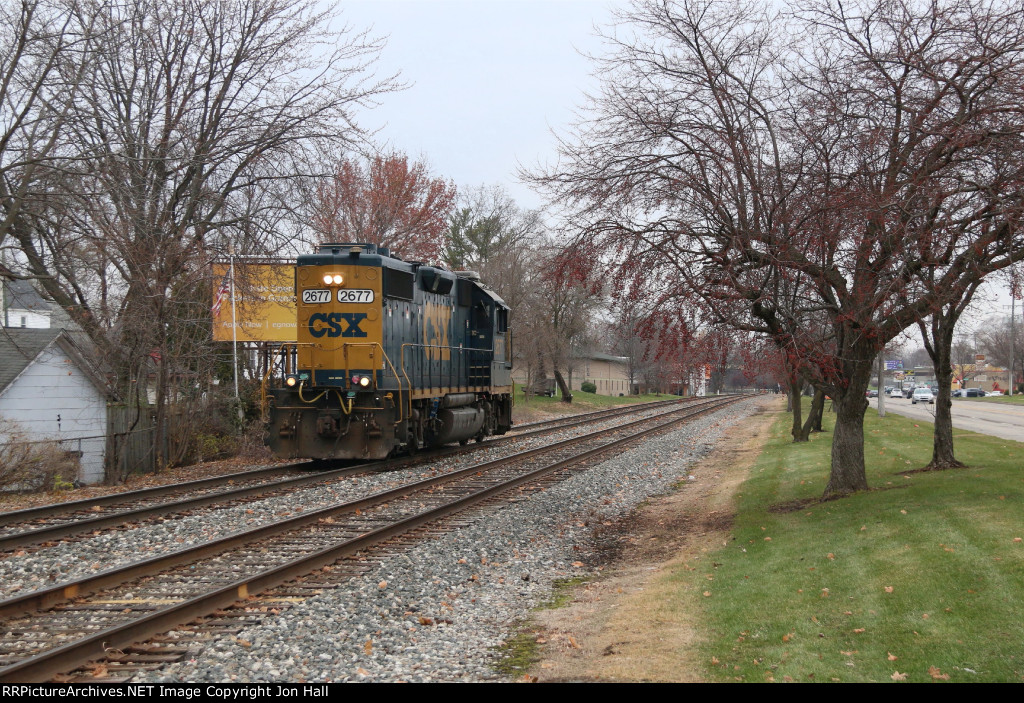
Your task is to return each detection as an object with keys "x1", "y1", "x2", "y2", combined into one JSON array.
[
  {"x1": 359, "y1": 376, "x2": 371, "y2": 387},
  {"x1": 285, "y1": 375, "x2": 298, "y2": 387}
]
